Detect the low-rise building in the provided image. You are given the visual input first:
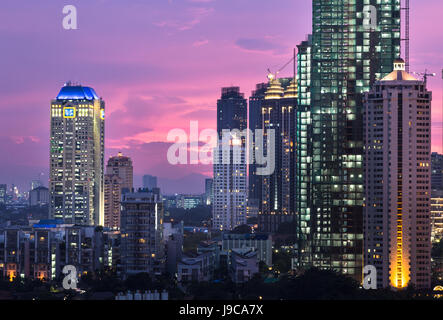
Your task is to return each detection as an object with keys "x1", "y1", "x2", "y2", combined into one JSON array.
[
  {"x1": 222, "y1": 233, "x2": 272, "y2": 266},
  {"x1": 177, "y1": 252, "x2": 213, "y2": 282},
  {"x1": 164, "y1": 221, "x2": 184, "y2": 275},
  {"x1": 230, "y1": 249, "x2": 258, "y2": 283},
  {"x1": 0, "y1": 221, "x2": 114, "y2": 281}
]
